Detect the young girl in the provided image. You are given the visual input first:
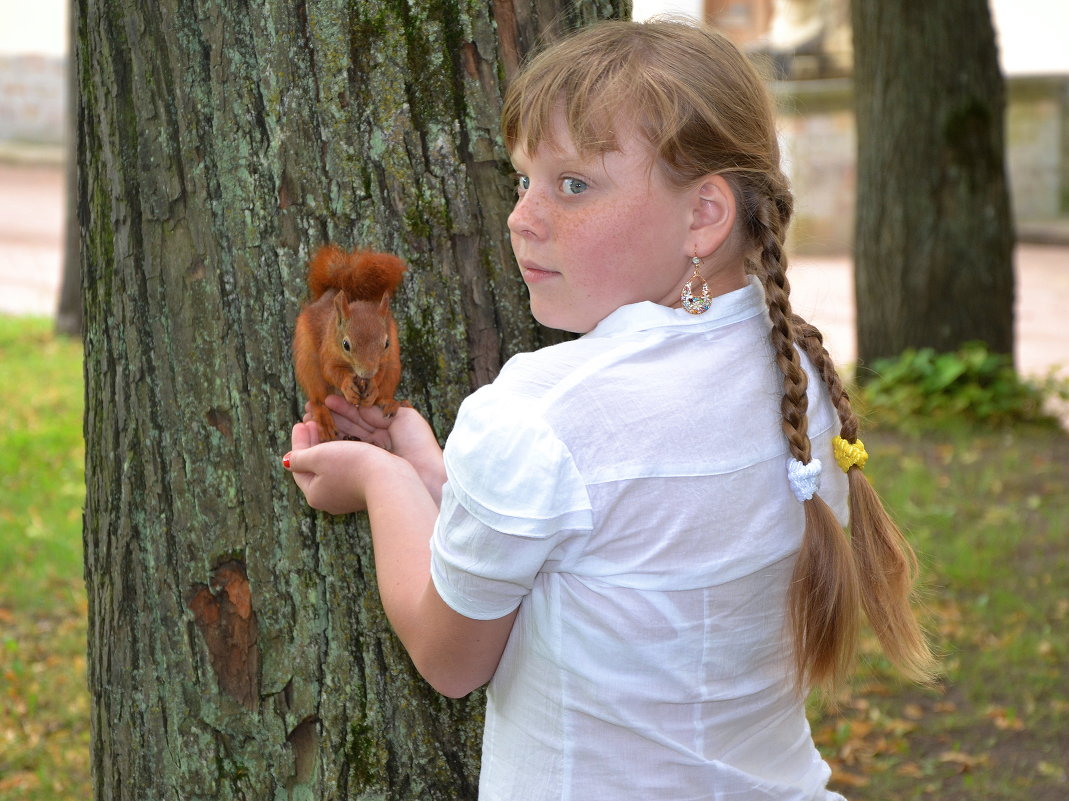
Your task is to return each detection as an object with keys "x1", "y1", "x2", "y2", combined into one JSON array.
[{"x1": 284, "y1": 19, "x2": 933, "y2": 800}]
